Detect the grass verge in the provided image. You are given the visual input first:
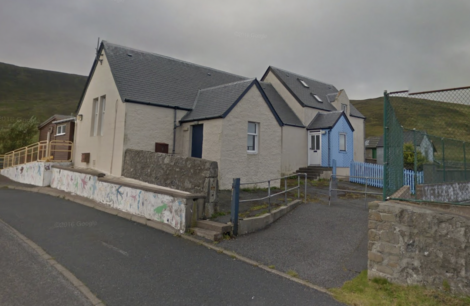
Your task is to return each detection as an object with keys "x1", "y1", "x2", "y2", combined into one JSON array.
[{"x1": 330, "y1": 271, "x2": 470, "y2": 306}]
